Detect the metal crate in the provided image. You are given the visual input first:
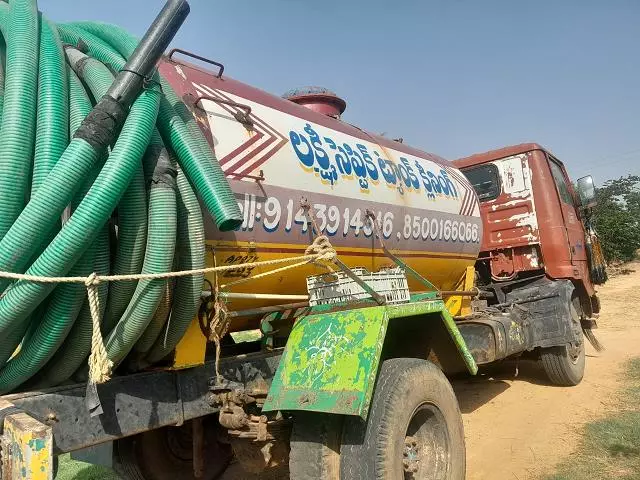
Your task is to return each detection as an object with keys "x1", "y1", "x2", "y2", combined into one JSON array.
[{"x1": 307, "y1": 267, "x2": 410, "y2": 306}]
